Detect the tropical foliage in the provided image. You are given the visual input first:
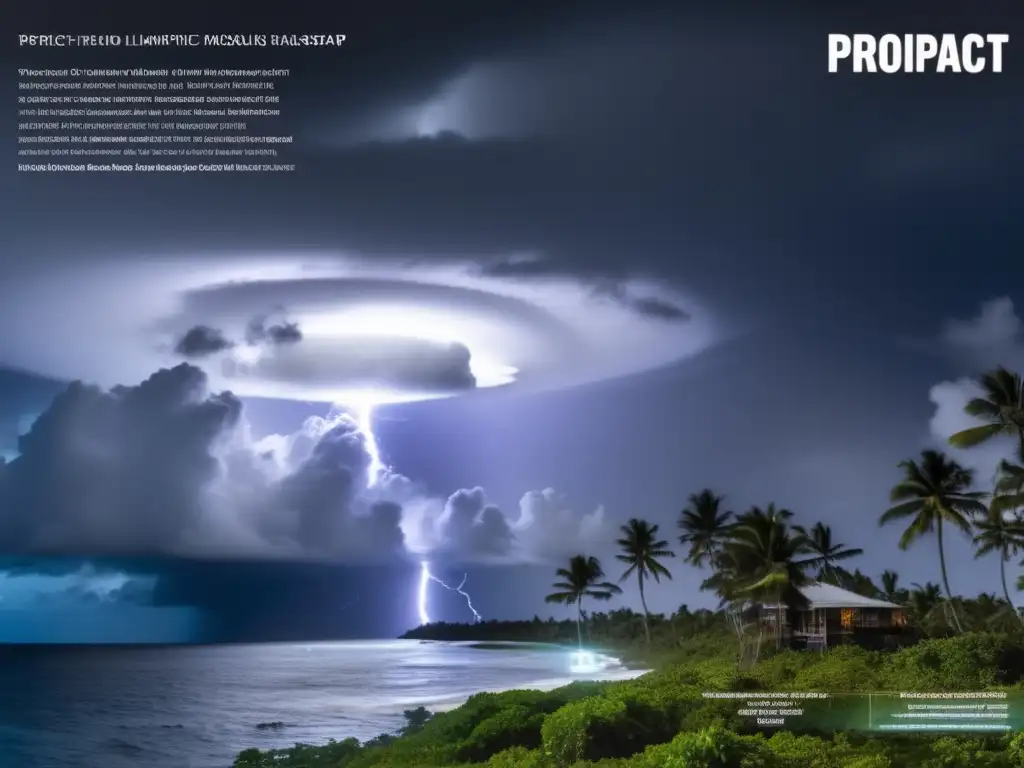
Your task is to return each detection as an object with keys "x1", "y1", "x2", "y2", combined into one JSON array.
[
  {"x1": 543, "y1": 555, "x2": 622, "y2": 647},
  {"x1": 236, "y1": 365, "x2": 1024, "y2": 768},
  {"x1": 614, "y1": 518, "x2": 674, "y2": 645},
  {"x1": 236, "y1": 629, "x2": 1024, "y2": 768}
]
